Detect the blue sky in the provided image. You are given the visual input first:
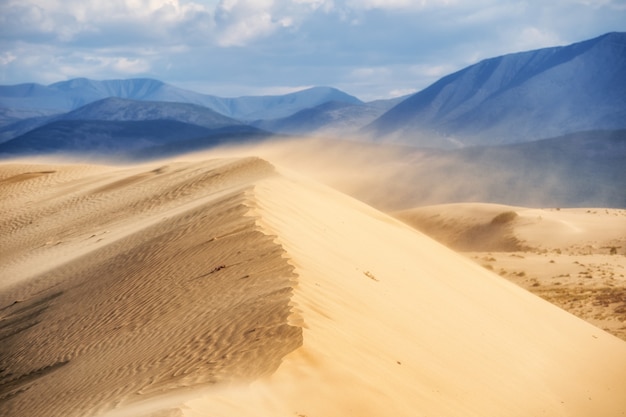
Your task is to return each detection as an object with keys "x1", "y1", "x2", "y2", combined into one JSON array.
[{"x1": 1, "y1": 0, "x2": 625, "y2": 101}]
